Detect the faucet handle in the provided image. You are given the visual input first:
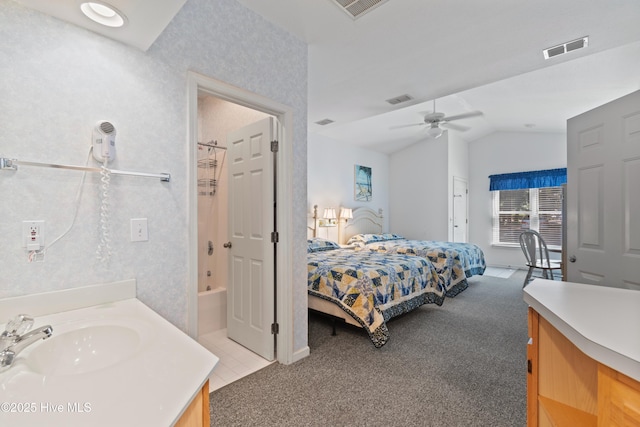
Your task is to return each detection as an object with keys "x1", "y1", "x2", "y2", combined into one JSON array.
[{"x1": 4, "y1": 314, "x2": 34, "y2": 336}]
